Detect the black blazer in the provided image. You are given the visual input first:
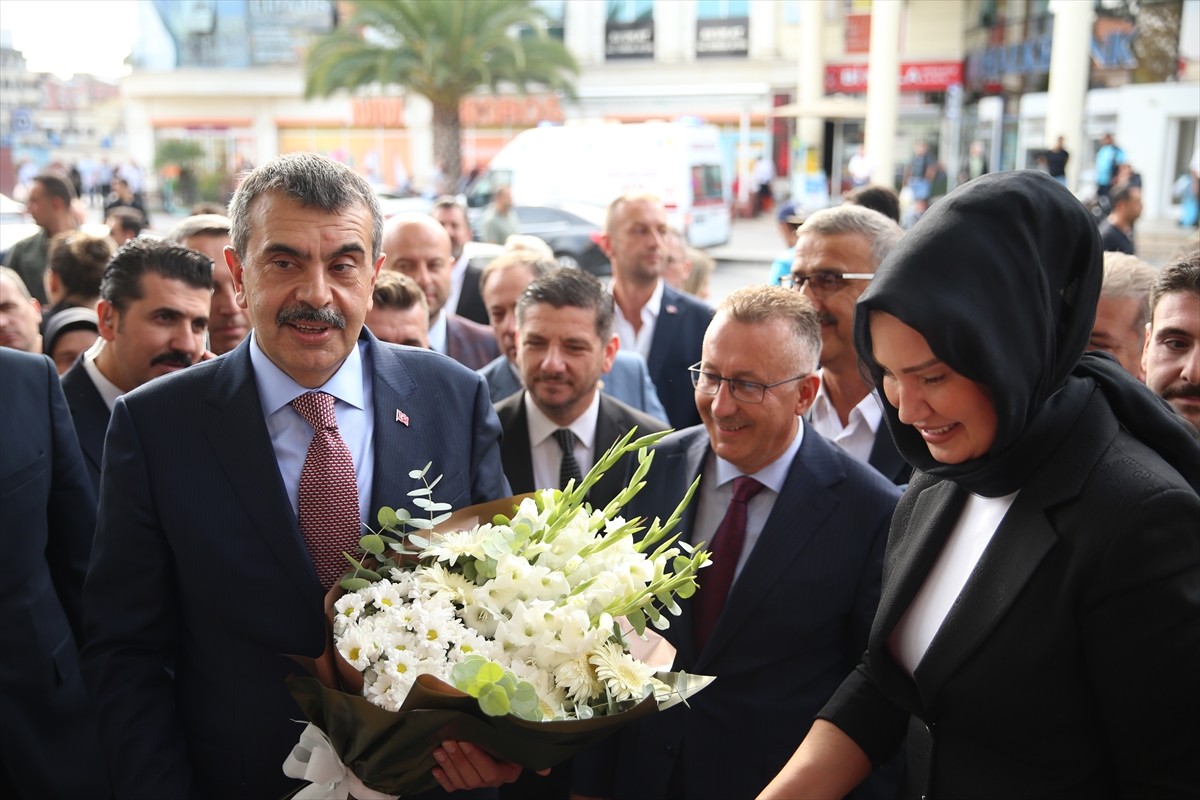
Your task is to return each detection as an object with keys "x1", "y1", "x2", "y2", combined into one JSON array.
[
  {"x1": 80, "y1": 331, "x2": 511, "y2": 799},
  {"x1": 822, "y1": 391, "x2": 1200, "y2": 798},
  {"x1": 0, "y1": 350, "x2": 108, "y2": 796},
  {"x1": 59, "y1": 357, "x2": 111, "y2": 492},
  {"x1": 494, "y1": 391, "x2": 667, "y2": 509},
  {"x1": 573, "y1": 425, "x2": 902, "y2": 800},
  {"x1": 869, "y1": 427, "x2": 911, "y2": 486},
  {"x1": 455, "y1": 261, "x2": 489, "y2": 326},
  {"x1": 645, "y1": 285, "x2": 712, "y2": 430}
]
